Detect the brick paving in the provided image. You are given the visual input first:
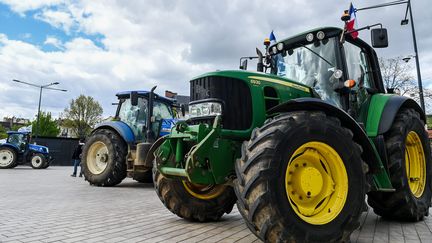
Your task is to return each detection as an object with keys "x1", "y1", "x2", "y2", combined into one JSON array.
[{"x1": 1, "y1": 166, "x2": 432, "y2": 243}]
